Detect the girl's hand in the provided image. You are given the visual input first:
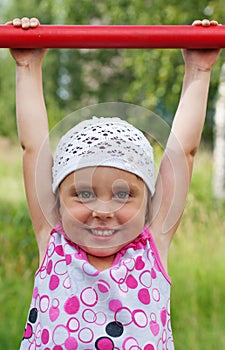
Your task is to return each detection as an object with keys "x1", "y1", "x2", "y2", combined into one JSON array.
[
  {"x1": 7, "y1": 17, "x2": 47, "y2": 66},
  {"x1": 7, "y1": 17, "x2": 40, "y2": 29},
  {"x1": 182, "y1": 19, "x2": 221, "y2": 72}
]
